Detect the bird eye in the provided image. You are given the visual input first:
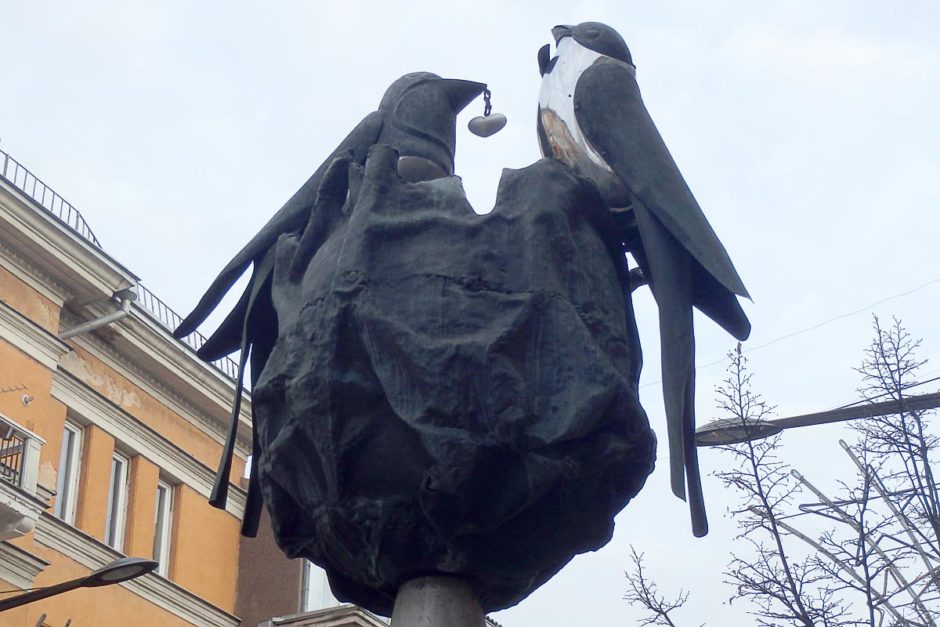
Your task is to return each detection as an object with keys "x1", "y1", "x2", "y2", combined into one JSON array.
[{"x1": 585, "y1": 29, "x2": 599, "y2": 38}]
